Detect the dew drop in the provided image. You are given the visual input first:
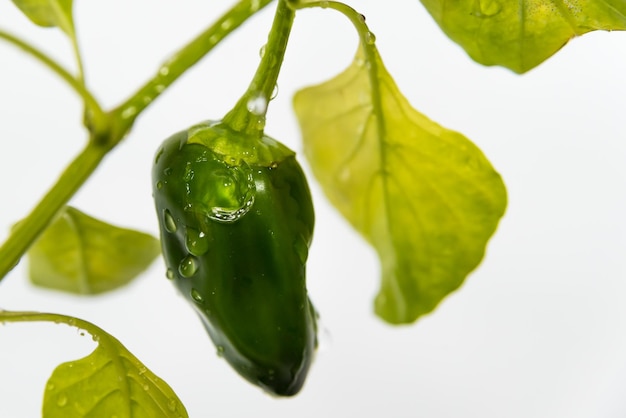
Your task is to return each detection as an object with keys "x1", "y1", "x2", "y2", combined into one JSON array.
[
  {"x1": 155, "y1": 84, "x2": 165, "y2": 93},
  {"x1": 293, "y1": 235, "x2": 309, "y2": 264},
  {"x1": 46, "y1": 383, "x2": 55, "y2": 391},
  {"x1": 191, "y1": 288, "x2": 204, "y2": 304},
  {"x1": 320, "y1": 1, "x2": 329, "y2": 8},
  {"x1": 216, "y1": 345, "x2": 225, "y2": 357},
  {"x1": 182, "y1": 149, "x2": 257, "y2": 223},
  {"x1": 163, "y1": 209, "x2": 177, "y2": 233},
  {"x1": 159, "y1": 66, "x2": 170, "y2": 76},
  {"x1": 185, "y1": 227, "x2": 209, "y2": 256},
  {"x1": 472, "y1": 0, "x2": 502, "y2": 17},
  {"x1": 166, "y1": 269, "x2": 175, "y2": 280},
  {"x1": 156, "y1": 181, "x2": 163, "y2": 190},
  {"x1": 259, "y1": 44, "x2": 266, "y2": 58},
  {"x1": 250, "y1": 0, "x2": 261, "y2": 12},
  {"x1": 178, "y1": 255, "x2": 198, "y2": 278},
  {"x1": 56, "y1": 394, "x2": 68, "y2": 407},
  {"x1": 270, "y1": 84, "x2": 279, "y2": 100},
  {"x1": 365, "y1": 31, "x2": 376, "y2": 45},
  {"x1": 221, "y1": 19, "x2": 233, "y2": 30},
  {"x1": 209, "y1": 34, "x2": 220, "y2": 44},
  {"x1": 121, "y1": 106, "x2": 137, "y2": 119},
  {"x1": 246, "y1": 94, "x2": 267, "y2": 115},
  {"x1": 168, "y1": 398, "x2": 178, "y2": 412}
]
